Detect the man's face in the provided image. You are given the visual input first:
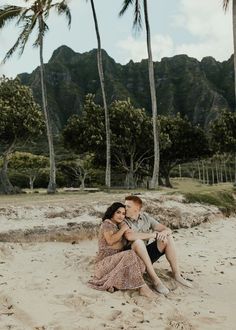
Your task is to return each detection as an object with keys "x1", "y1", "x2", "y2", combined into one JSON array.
[{"x1": 124, "y1": 200, "x2": 141, "y2": 219}]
